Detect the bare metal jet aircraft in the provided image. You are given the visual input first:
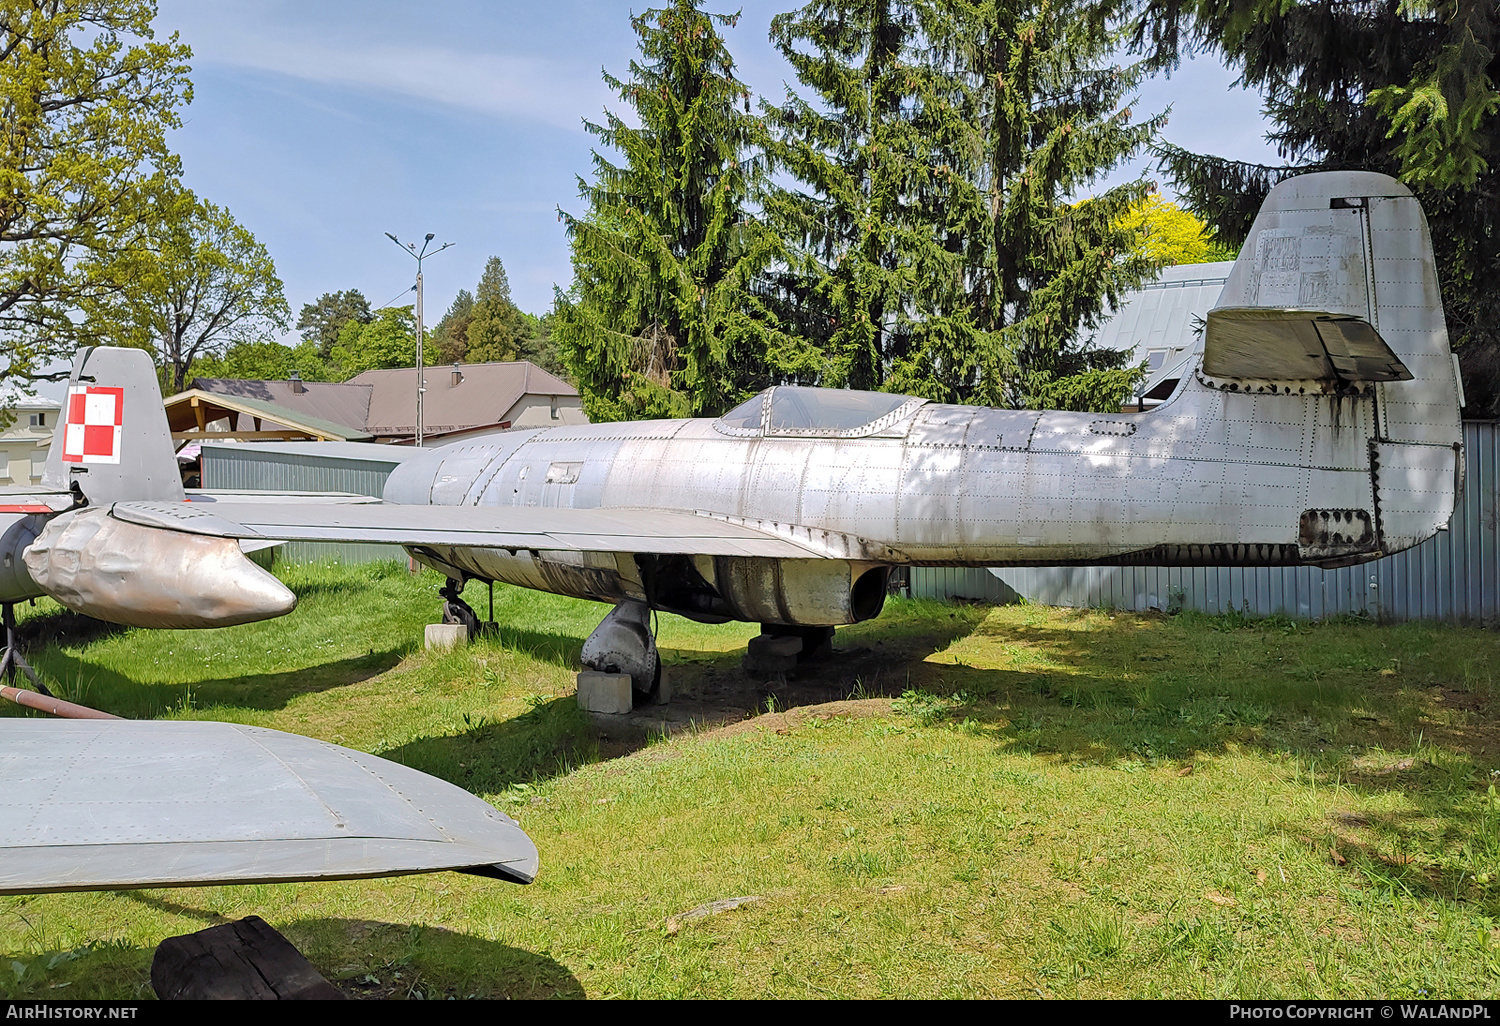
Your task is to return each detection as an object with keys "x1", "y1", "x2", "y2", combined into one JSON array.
[{"x1": 8, "y1": 171, "x2": 1466, "y2": 712}]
